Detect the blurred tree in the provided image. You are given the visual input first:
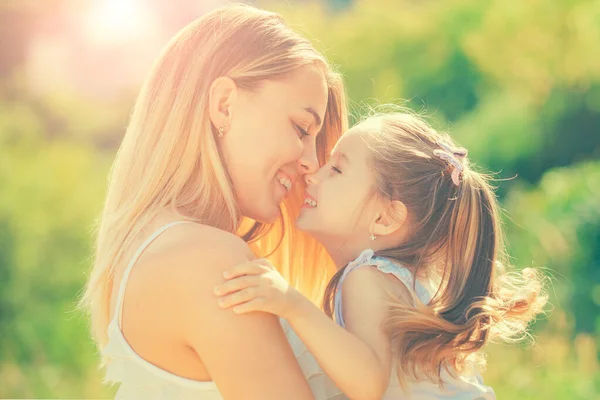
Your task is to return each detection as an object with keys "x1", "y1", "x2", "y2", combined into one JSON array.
[
  {"x1": 0, "y1": 98, "x2": 110, "y2": 396},
  {"x1": 0, "y1": 218, "x2": 15, "y2": 359},
  {"x1": 516, "y1": 85, "x2": 600, "y2": 183},
  {"x1": 504, "y1": 161, "x2": 600, "y2": 335}
]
